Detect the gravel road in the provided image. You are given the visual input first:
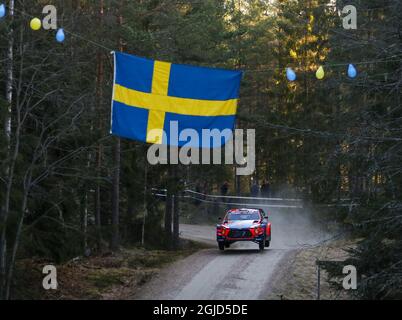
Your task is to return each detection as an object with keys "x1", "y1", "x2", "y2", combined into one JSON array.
[{"x1": 134, "y1": 208, "x2": 329, "y2": 300}]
